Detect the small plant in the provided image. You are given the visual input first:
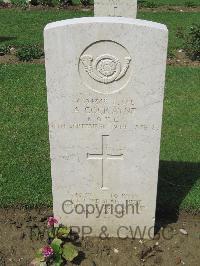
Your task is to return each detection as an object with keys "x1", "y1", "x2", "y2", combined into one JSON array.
[
  {"x1": 31, "y1": 217, "x2": 79, "y2": 265},
  {"x1": 167, "y1": 50, "x2": 176, "y2": 59},
  {"x1": 16, "y1": 45, "x2": 44, "y2": 61},
  {"x1": 184, "y1": 1, "x2": 196, "y2": 8},
  {"x1": 184, "y1": 24, "x2": 200, "y2": 61},
  {"x1": 80, "y1": 0, "x2": 90, "y2": 6},
  {"x1": 10, "y1": 0, "x2": 28, "y2": 8},
  {"x1": 141, "y1": 1, "x2": 158, "y2": 8},
  {"x1": 176, "y1": 26, "x2": 185, "y2": 39},
  {"x1": 0, "y1": 45, "x2": 10, "y2": 56},
  {"x1": 30, "y1": 0, "x2": 39, "y2": 5},
  {"x1": 59, "y1": 0, "x2": 73, "y2": 7},
  {"x1": 138, "y1": 0, "x2": 147, "y2": 8},
  {"x1": 39, "y1": 0, "x2": 57, "y2": 6},
  {"x1": 0, "y1": 0, "x2": 10, "y2": 6}
]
